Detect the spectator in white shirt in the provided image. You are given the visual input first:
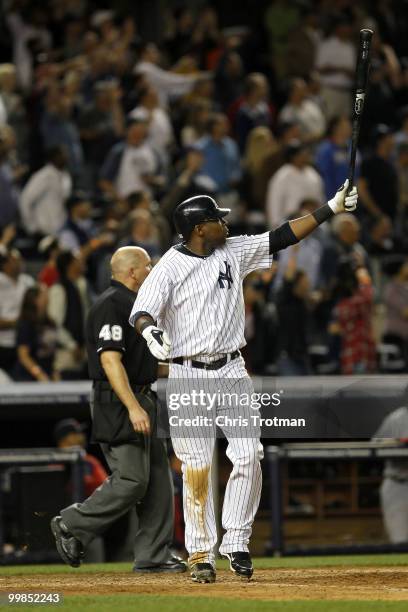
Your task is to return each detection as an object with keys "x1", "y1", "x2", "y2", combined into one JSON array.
[
  {"x1": 99, "y1": 118, "x2": 161, "y2": 199},
  {"x1": 133, "y1": 43, "x2": 200, "y2": 107},
  {"x1": 19, "y1": 146, "x2": 72, "y2": 236},
  {"x1": 0, "y1": 248, "x2": 34, "y2": 374},
  {"x1": 279, "y1": 78, "x2": 326, "y2": 143},
  {"x1": 128, "y1": 85, "x2": 174, "y2": 166},
  {"x1": 266, "y1": 140, "x2": 325, "y2": 228},
  {"x1": 5, "y1": 8, "x2": 52, "y2": 92},
  {"x1": 315, "y1": 16, "x2": 356, "y2": 119}
]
